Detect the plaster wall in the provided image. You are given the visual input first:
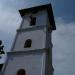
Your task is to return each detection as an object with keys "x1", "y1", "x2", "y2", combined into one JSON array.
[
  {"x1": 4, "y1": 52, "x2": 45, "y2": 75},
  {"x1": 13, "y1": 30, "x2": 46, "y2": 51}
]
